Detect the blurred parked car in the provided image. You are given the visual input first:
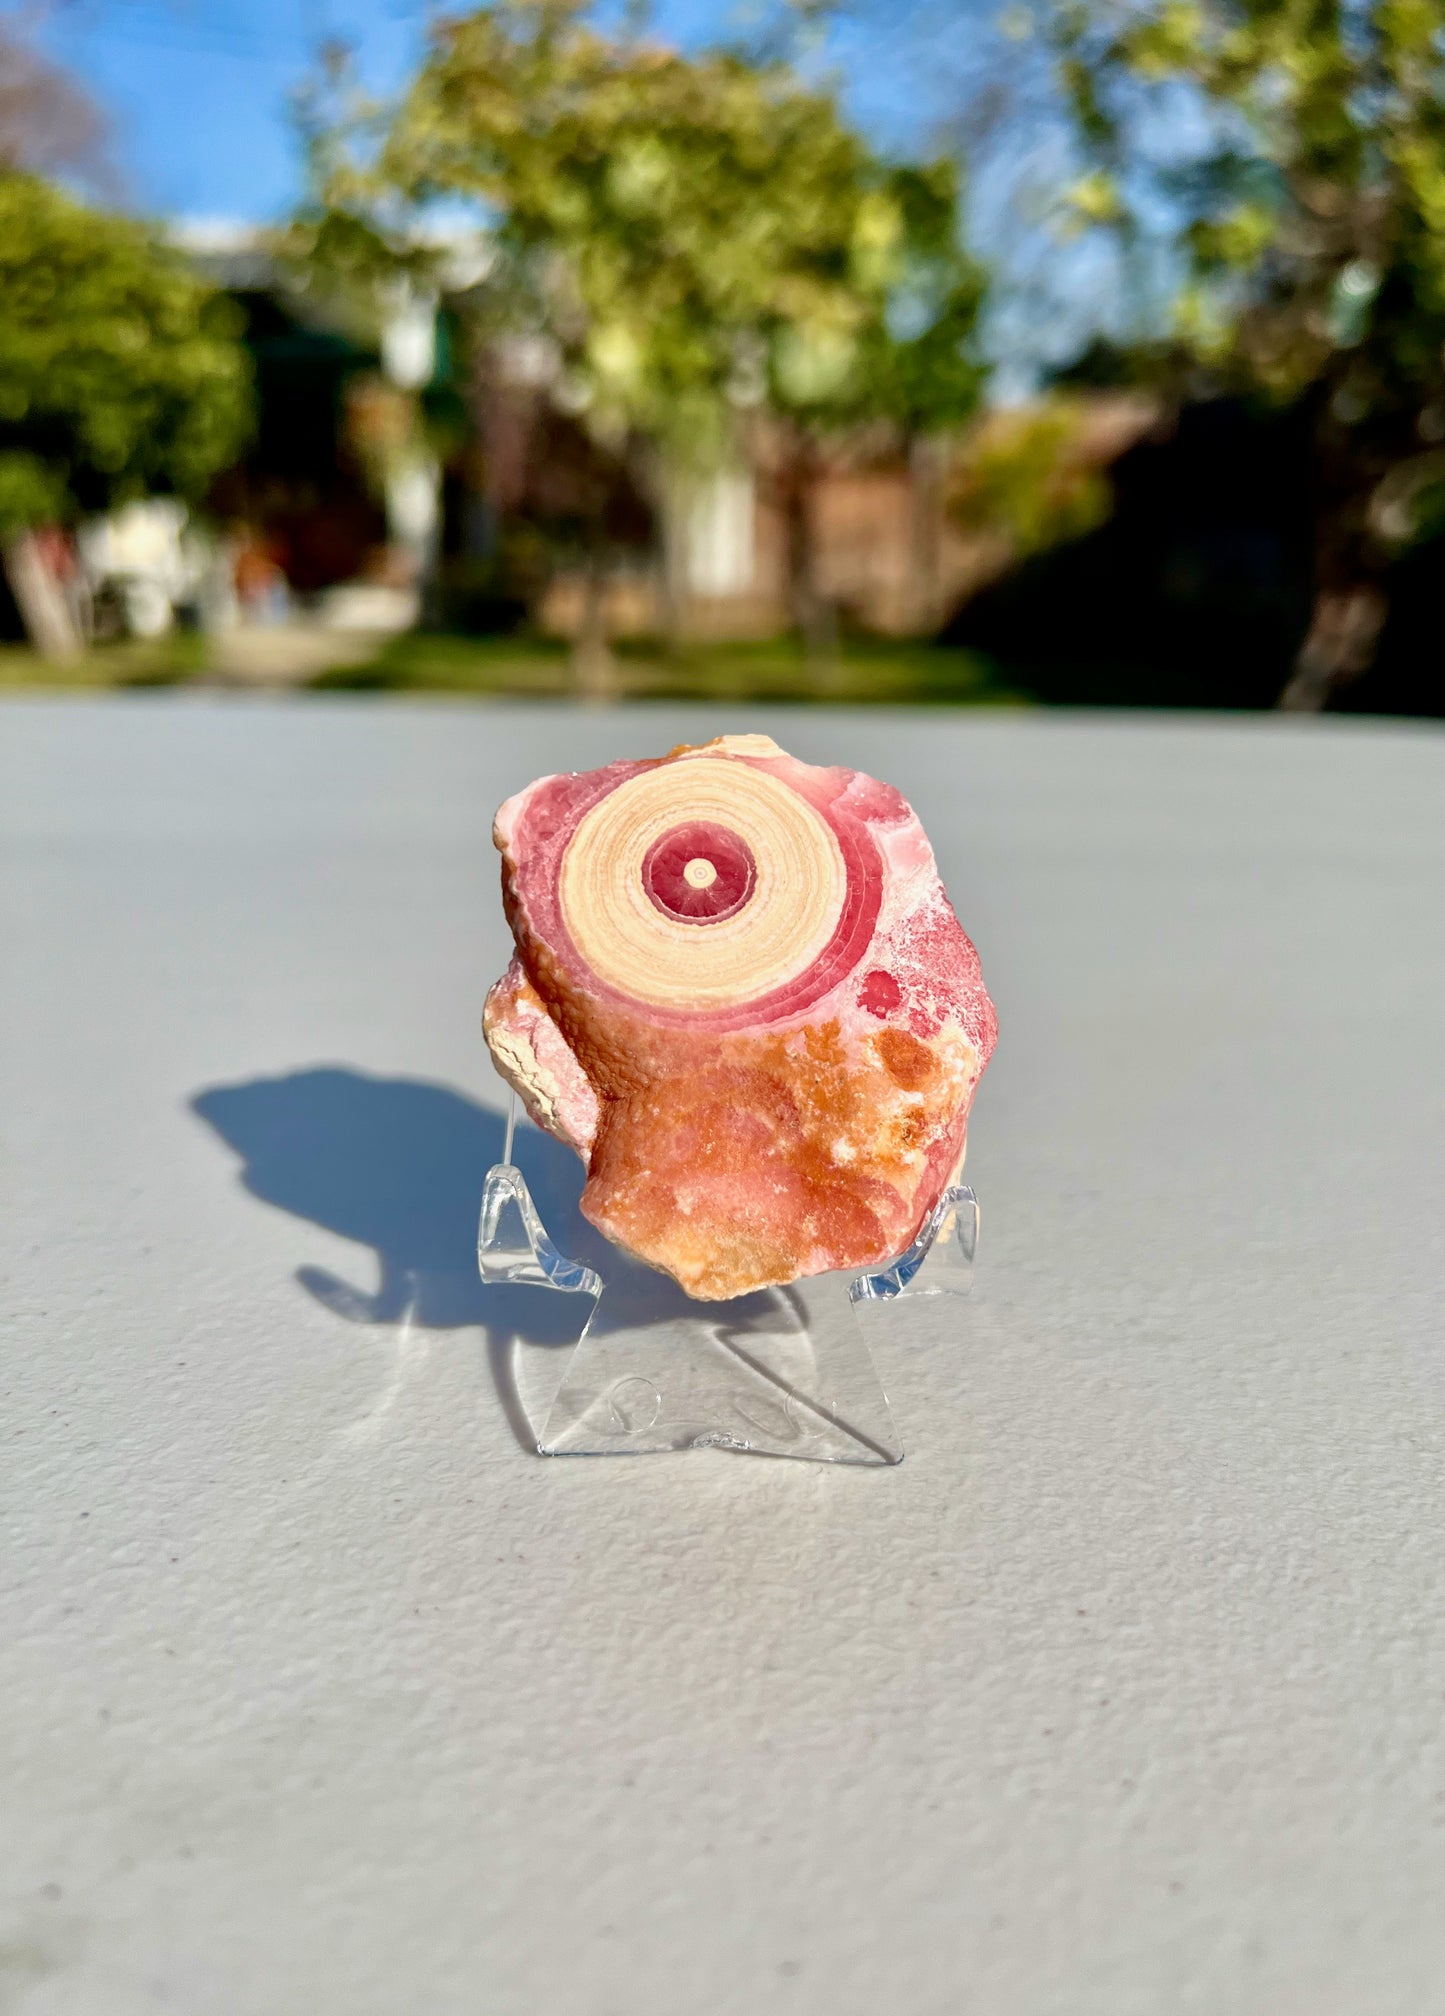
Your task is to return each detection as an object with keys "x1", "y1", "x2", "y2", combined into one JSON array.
[{"x1": 79, "y1": 499, "x2": 200, "y2": 640}]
